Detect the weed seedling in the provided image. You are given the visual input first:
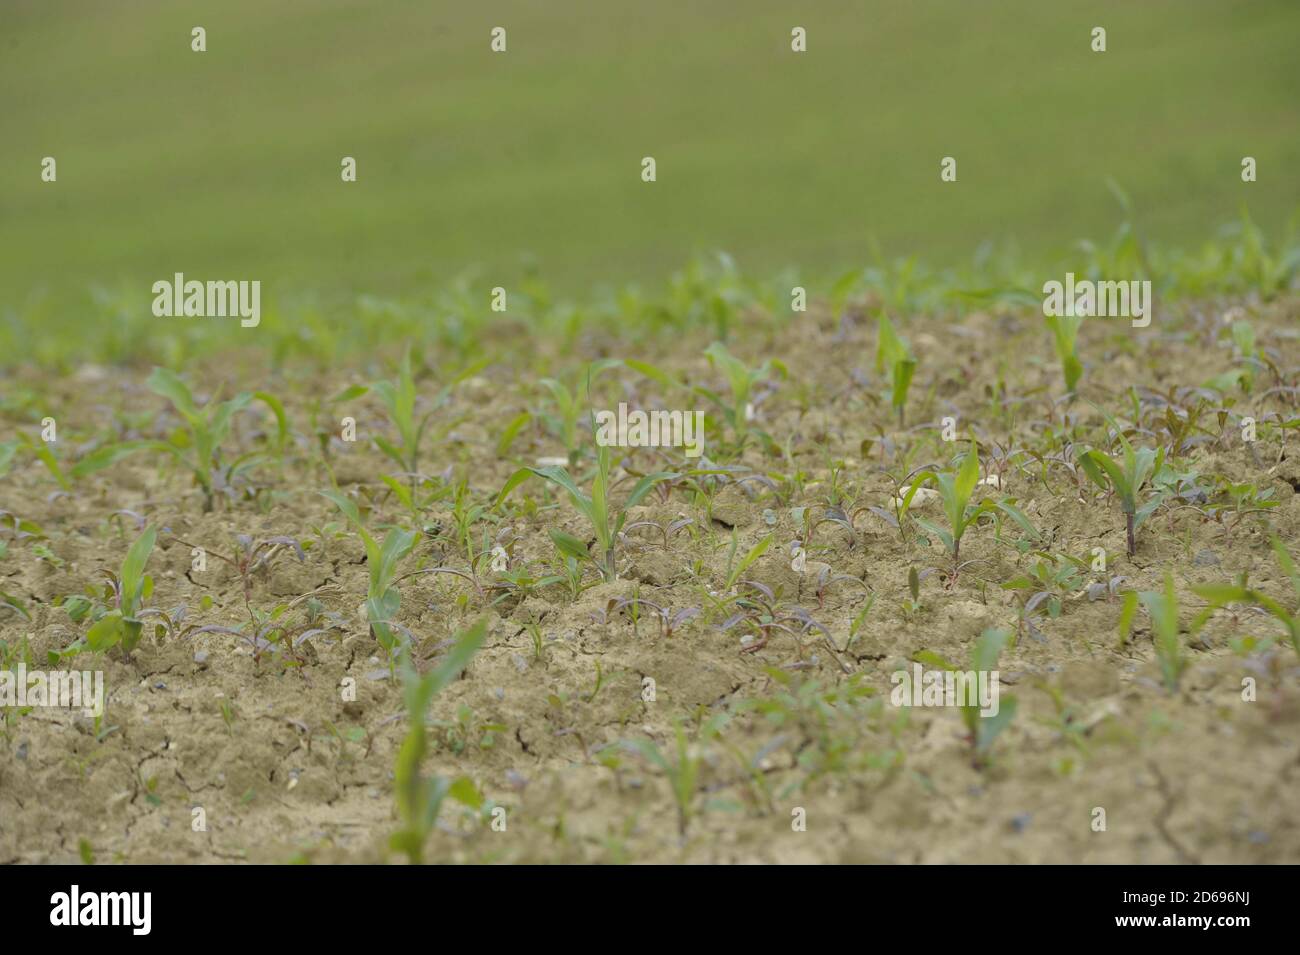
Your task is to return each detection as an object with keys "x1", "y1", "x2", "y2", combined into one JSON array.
[{"x1": 171, "y1": 533, "x2": 304, "y2": 612}]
